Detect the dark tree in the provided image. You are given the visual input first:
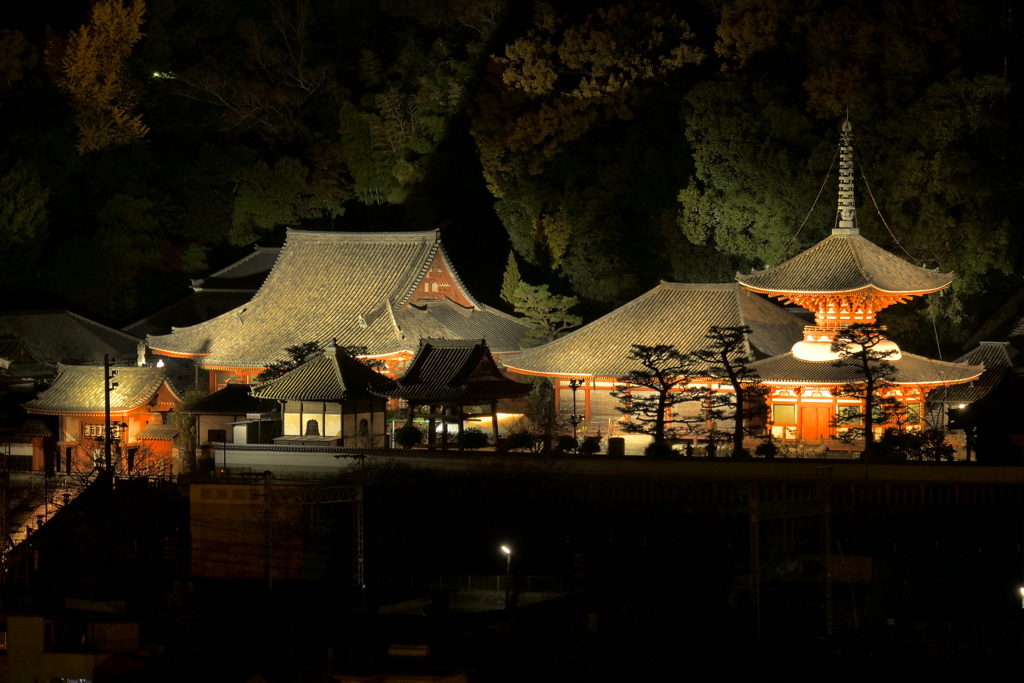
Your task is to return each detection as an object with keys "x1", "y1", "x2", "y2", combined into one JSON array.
[
  {"x1": 612, "y1": 344, "x2": 695, "y2": 451},
  {"x1": 691, "y1": 325, "x2": 765, "y2": 459},
  {"x1": 831, "y1": 324, "x2": 899, "y2": 454},
  {"x1": 256, "y1": 341, "x2": 322, "y2": 383}
]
